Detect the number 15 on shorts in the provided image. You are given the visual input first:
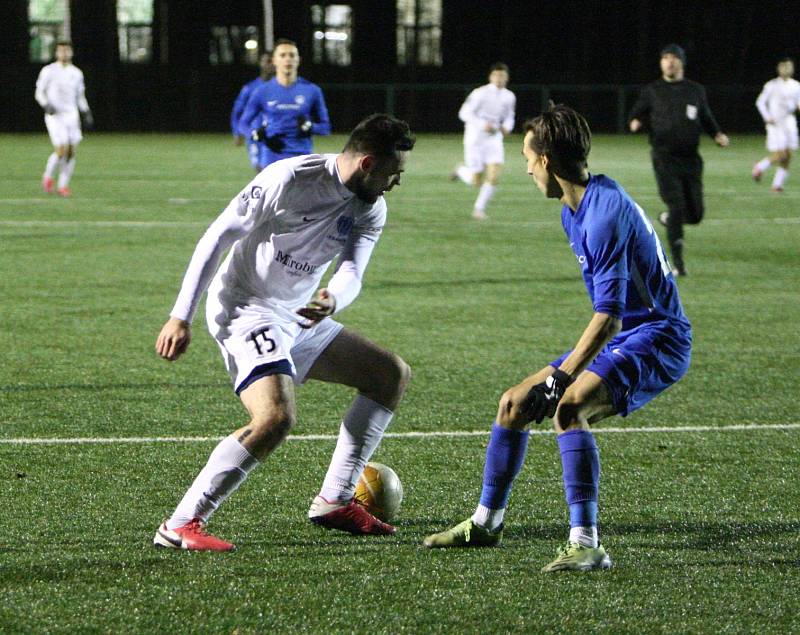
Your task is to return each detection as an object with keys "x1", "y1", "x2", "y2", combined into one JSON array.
[{"x1": 245, "y1": 327, "x2": 285, "y2": 364}]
